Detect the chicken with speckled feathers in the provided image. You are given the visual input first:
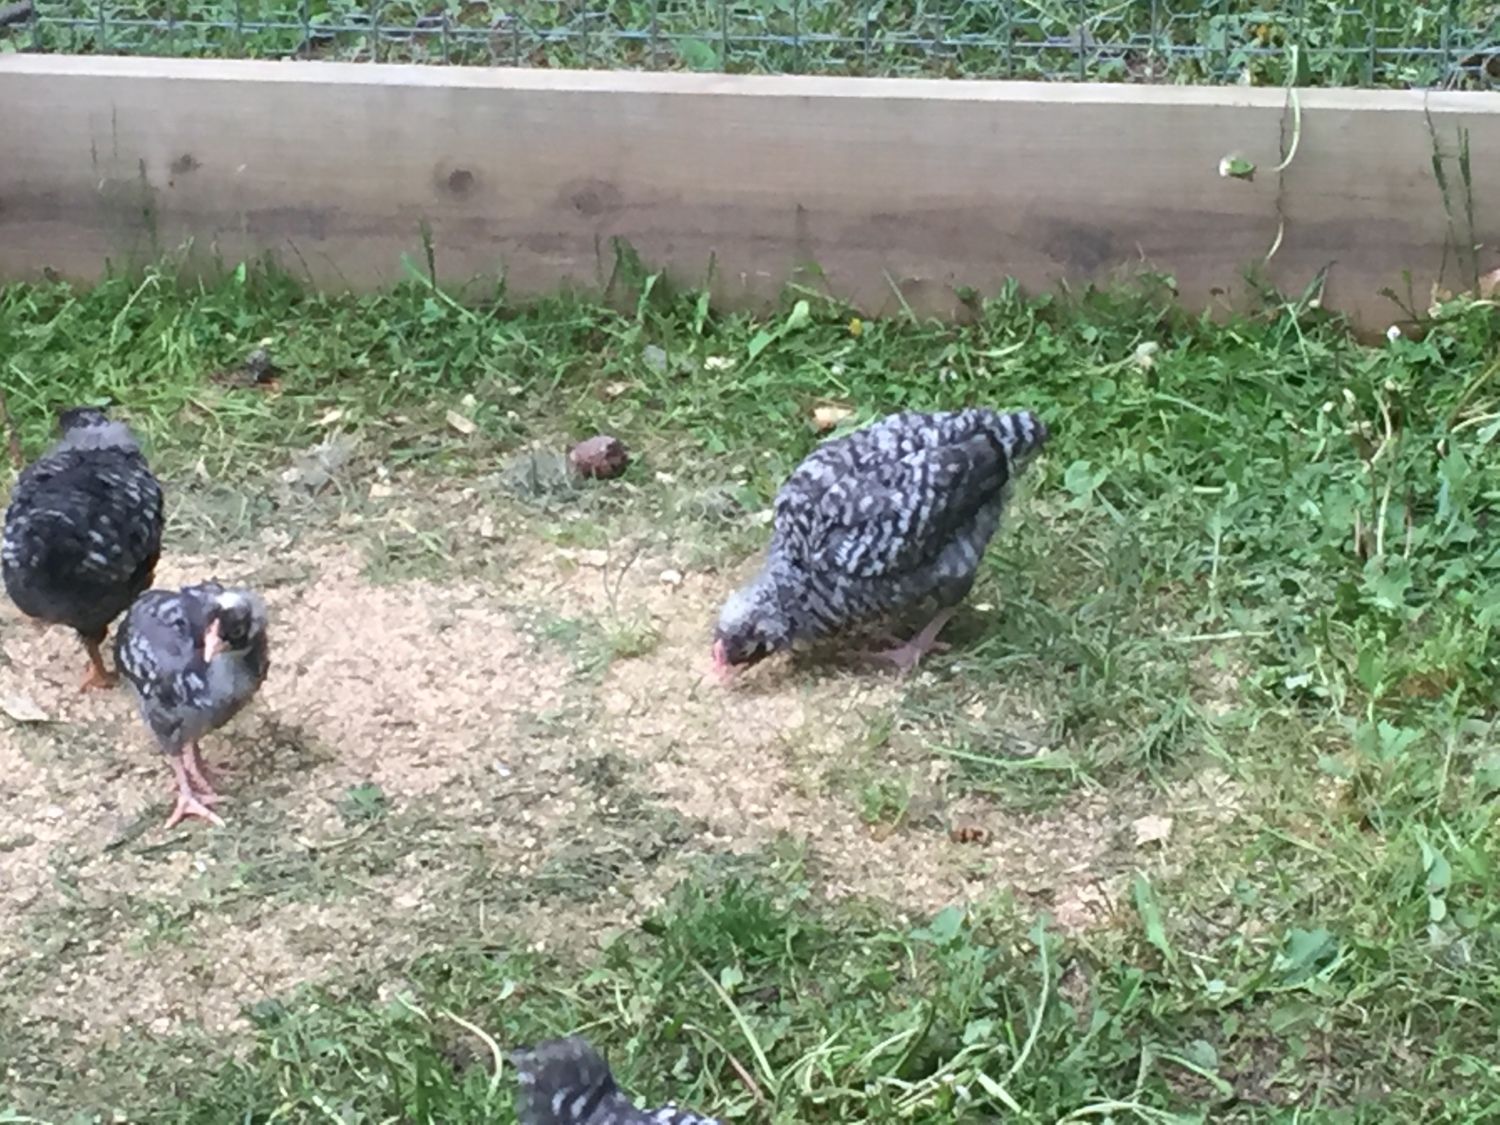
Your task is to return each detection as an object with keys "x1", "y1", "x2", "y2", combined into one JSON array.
[
  {"x1": 2, "y1": 406, "x2": 165, "y2": 690},
  {"x1": 712, "y1": 407, "x2": 1049, "y2": 679},
  {"x1": 512, "y1": 1037, "x2": 722, "y2": 1125},
  {"x1": 115, "y1": 581, "x2": 270, "y2": 828}
]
